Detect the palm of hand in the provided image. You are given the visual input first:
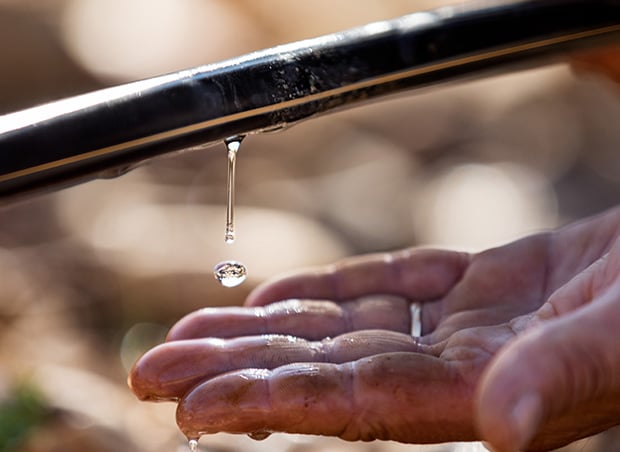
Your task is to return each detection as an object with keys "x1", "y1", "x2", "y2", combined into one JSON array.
[{"x1": 128, "y1": 209, "x2": 620, "y2": 448}]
